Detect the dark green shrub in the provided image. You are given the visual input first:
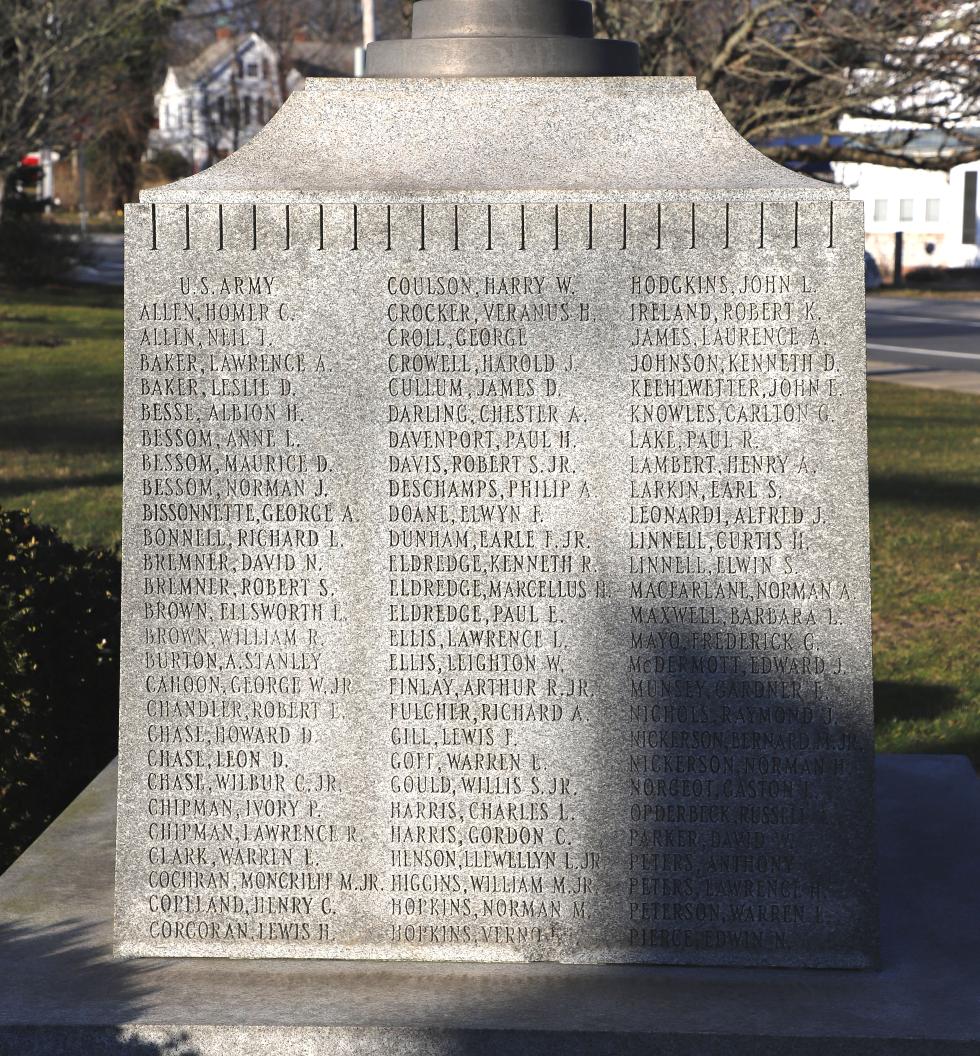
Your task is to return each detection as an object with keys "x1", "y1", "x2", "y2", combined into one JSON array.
[
  {"x1": 906, "y1": 266, "x2": 980, "y2": 289},
  {"x1": 0, "y1": 213, "x2": 78, "y2": 284},
  {"x1": 145, "y1": 148, "x2": 192, "y2": 183},
  {"x1": 0, "y1": 508, "x2": 120, "y2": 872}
]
